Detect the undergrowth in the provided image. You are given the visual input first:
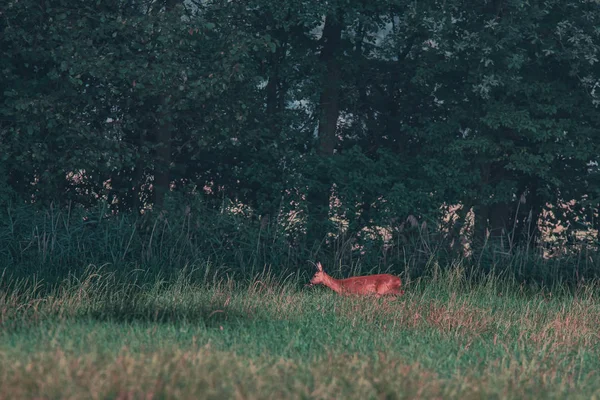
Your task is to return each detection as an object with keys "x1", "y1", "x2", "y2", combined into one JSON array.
[{"x1": 1, "y1": 201, "x2": 599, "y2": 288}]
